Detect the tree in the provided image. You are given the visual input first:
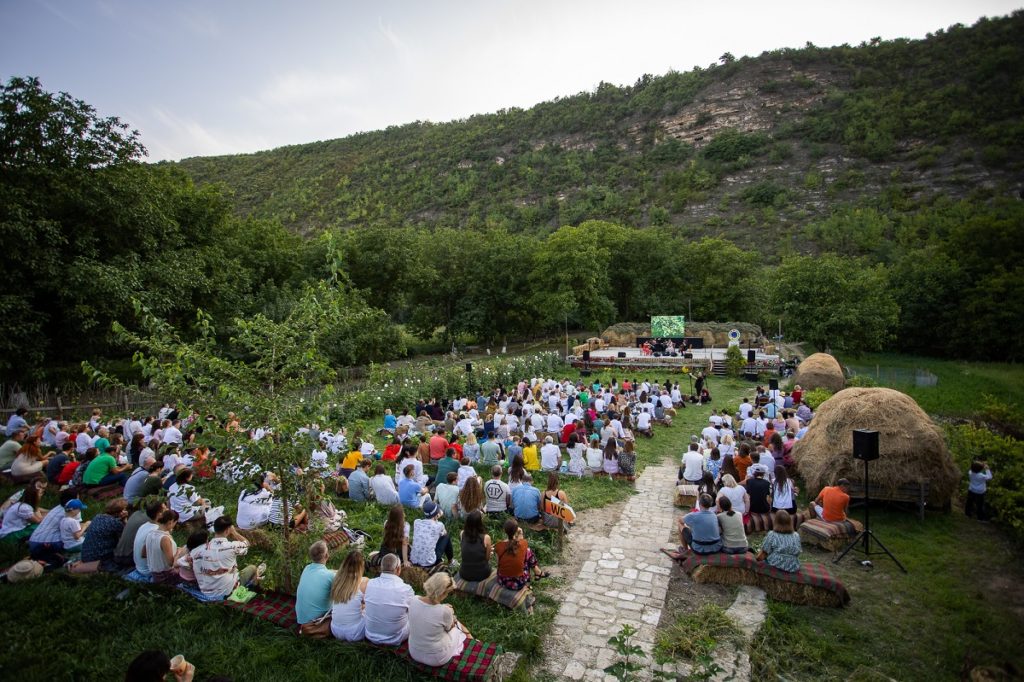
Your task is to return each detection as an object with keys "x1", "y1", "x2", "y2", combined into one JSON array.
[
  {"x1": 769, "y1": 254, "x2": 898, "y2": 354},
  {"x1": 529, "y1": 224, "x2": 616, "y2": 331}
]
